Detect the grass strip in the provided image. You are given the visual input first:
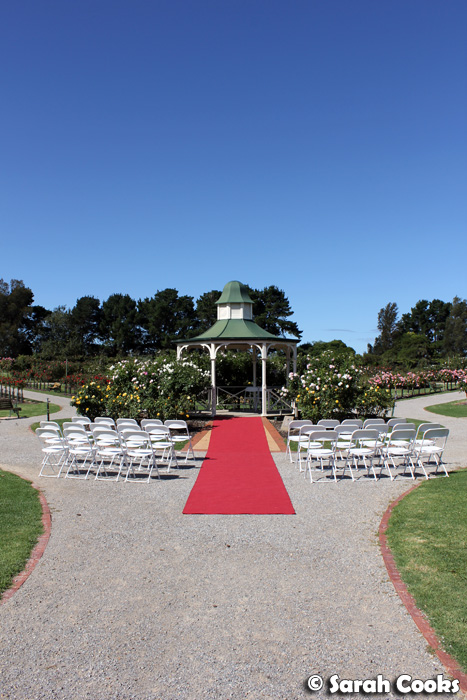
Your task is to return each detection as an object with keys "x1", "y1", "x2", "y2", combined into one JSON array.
[
  {"x1": 386, "y1": 471, "x2": 467, "y2": 672},
  {"x1": 0, "y1": 400, "x2": 61, "y2": 419},
  {"x1": 0, "y1": 470, "x2": 44, "y2": 596},
  {"x1": 425, "y1": 400, "x2": 467, "y2": 418}
]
